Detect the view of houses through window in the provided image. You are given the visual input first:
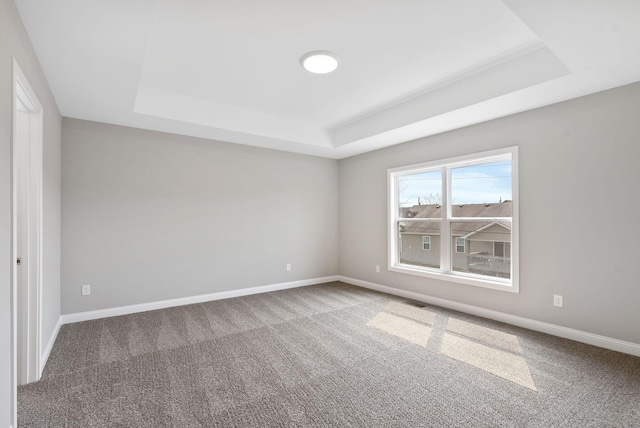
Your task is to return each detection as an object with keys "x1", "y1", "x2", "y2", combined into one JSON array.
[{"x1": 389, "y1": 148, "x2": 517, "y2": 291}]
